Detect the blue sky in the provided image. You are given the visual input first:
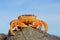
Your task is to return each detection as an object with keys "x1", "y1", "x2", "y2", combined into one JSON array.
[{"x1": 0, "y1": 0, "x2": 60, "y2": 36}]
